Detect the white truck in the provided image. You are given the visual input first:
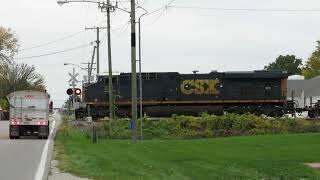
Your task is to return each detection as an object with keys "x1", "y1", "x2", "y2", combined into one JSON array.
[{"x1": 7, "y1": 90, "x2": 50, "y2": 139}]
